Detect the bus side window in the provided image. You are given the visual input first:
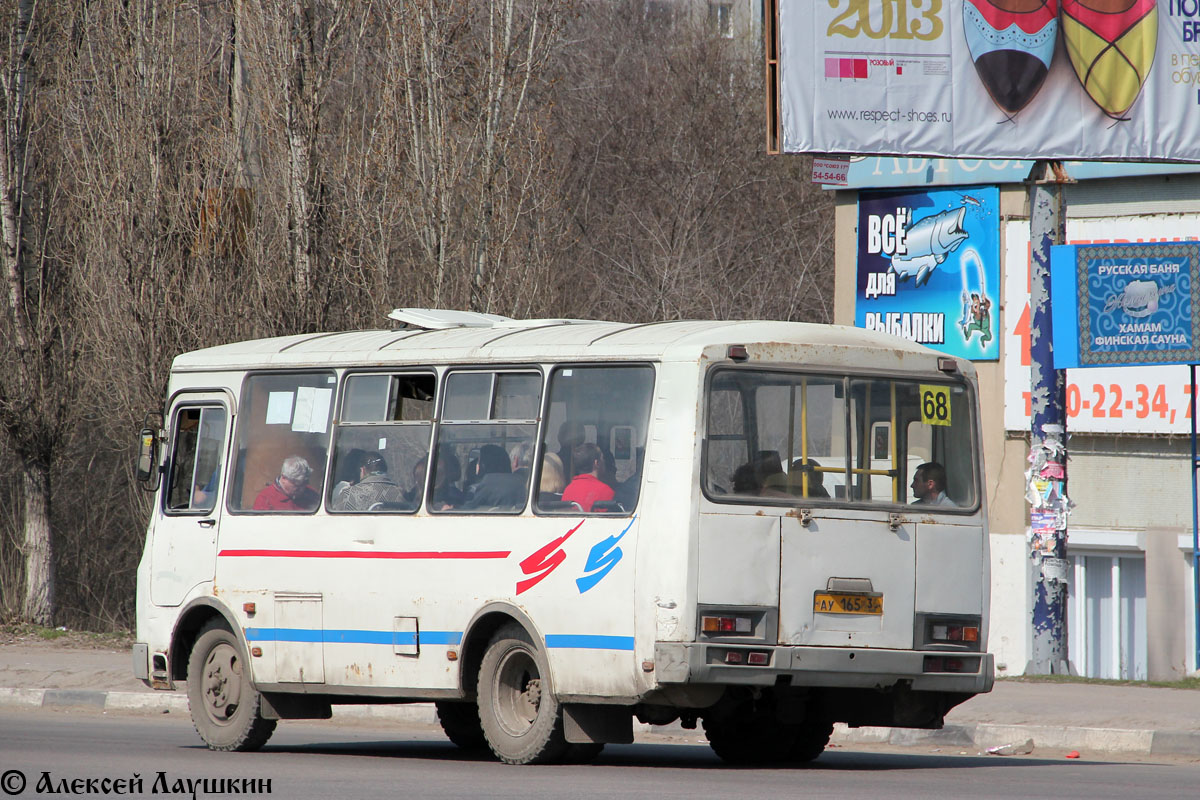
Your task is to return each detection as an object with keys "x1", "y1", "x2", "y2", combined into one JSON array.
[
  {"x1": 433, "y1": 370, "x2": 541, "y2": 514},
  {"x1": 536, "y1": 365, "x2": 654, "y2": 515},
  {"x1": 328, "y1": 373, "x2": 435, "y2": 513},
  {"x1": 229, "y1": 372, "x2": 336, "y2": 513},
  {"x1": 165, "y1": 406, "x2": 227, "y2": 514}
]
